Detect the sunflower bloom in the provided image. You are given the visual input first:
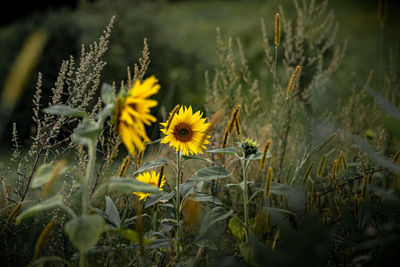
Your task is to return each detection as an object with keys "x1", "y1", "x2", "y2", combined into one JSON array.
[
  {"x1": 134, "y1": 171, "x2": 166, "y2": 200},
  {"x1": 114, "y1": 76, "x2": 160, "y2": 155},
  {"x1": 160, "y1": 106, "x2": 210, "y2": 156}
]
